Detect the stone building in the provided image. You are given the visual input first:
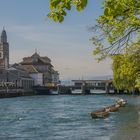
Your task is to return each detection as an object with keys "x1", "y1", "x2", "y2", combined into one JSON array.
[
  {"x1": 0, "y1": 28, "x2": 34, "y2": 90},
  {"x1": 20, "y1": 52, "x2": 59, "y2": 86},
  {"x1": 51, "y1": 69, "x2": 60, "y2": 86},
  {"x1": 0, "y1": 67, "x2": 34, "y2": 89},
  {"x1": 0, "y1": 28, "x2": 59, "y2": 89}
]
